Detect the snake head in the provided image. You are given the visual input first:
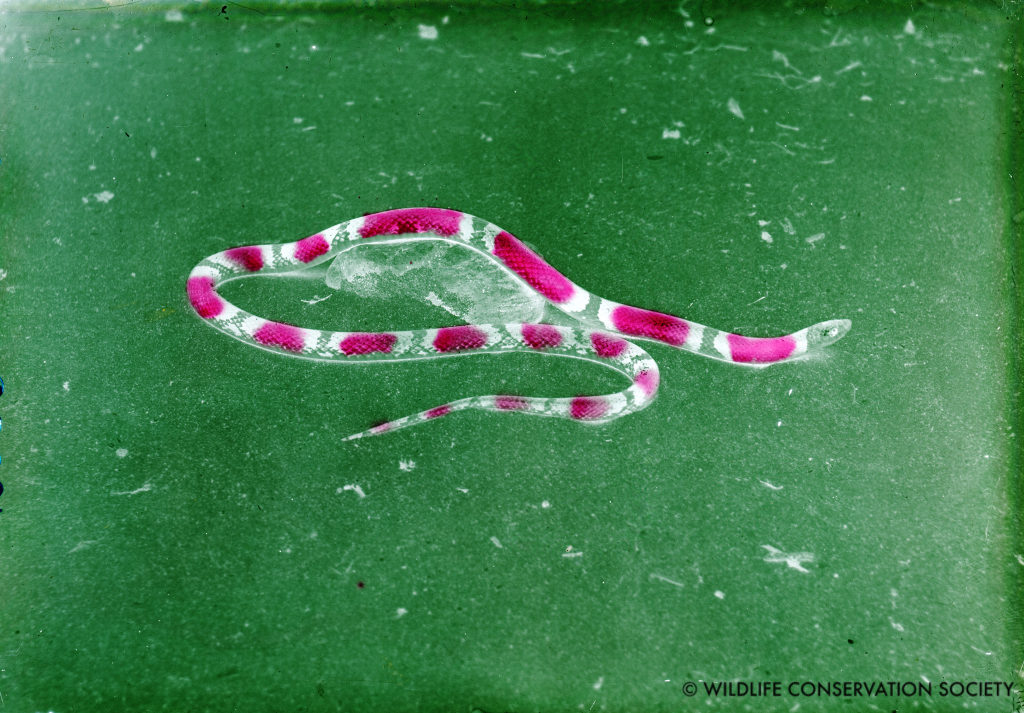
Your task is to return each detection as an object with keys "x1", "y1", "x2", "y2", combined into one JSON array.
[{"x1": 803, "y1": 318, "x2": 852, "y2": 352}]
